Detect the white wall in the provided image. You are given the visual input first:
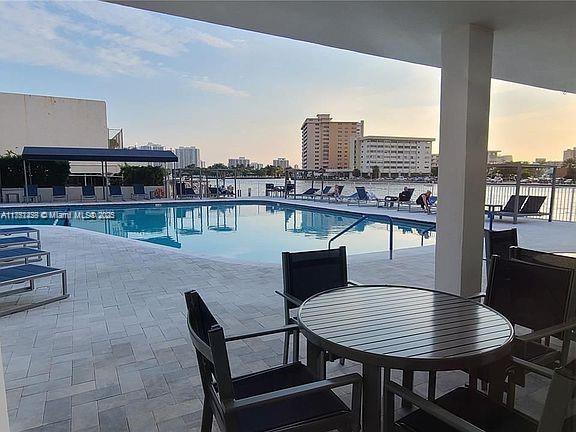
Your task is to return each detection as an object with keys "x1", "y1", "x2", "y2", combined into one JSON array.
[{"x1": 0, "y1": 93, "x2": 108, "y2": 173}]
